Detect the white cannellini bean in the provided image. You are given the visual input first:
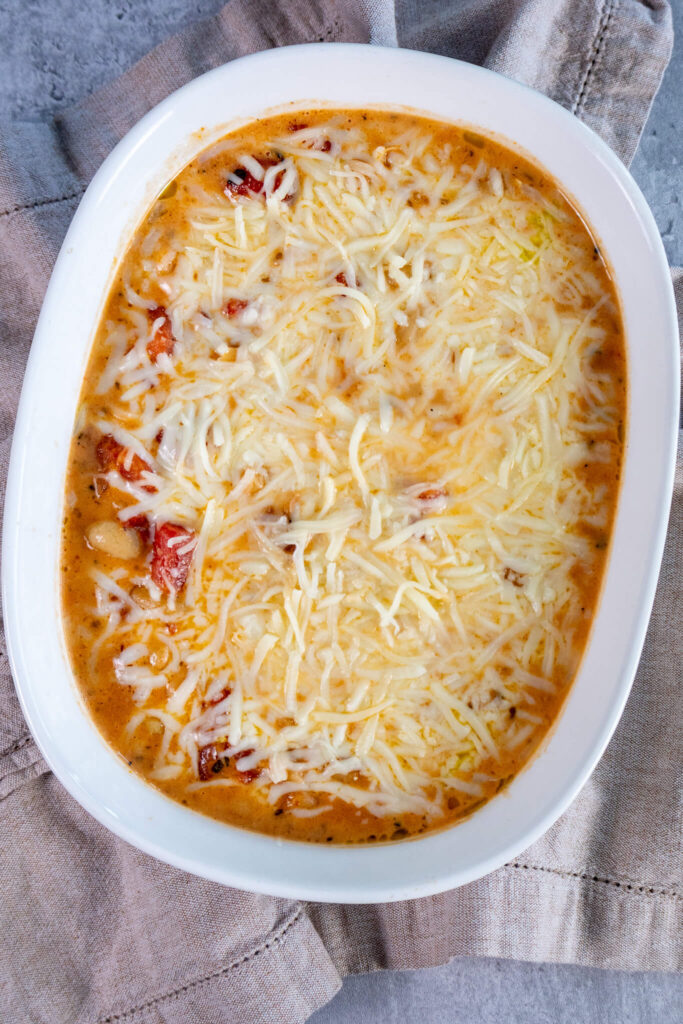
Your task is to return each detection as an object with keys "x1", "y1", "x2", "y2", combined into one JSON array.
[{"x1": 86, "y1": 520, "x2": 141, "y2": 560}]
